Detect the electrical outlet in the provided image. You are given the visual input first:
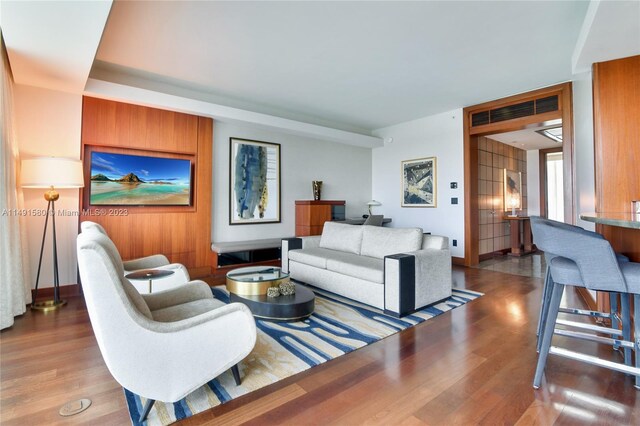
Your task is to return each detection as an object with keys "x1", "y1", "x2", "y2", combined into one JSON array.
[
  {"x1": 451, "y1": 197, "x2": 458, "y2": 204},
  {"x1": 452, "y1": 239, "x2": 458, "y2": 247},
  {"x1": 450, "y1": 182, "x2": 458, "y2": 189}
]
